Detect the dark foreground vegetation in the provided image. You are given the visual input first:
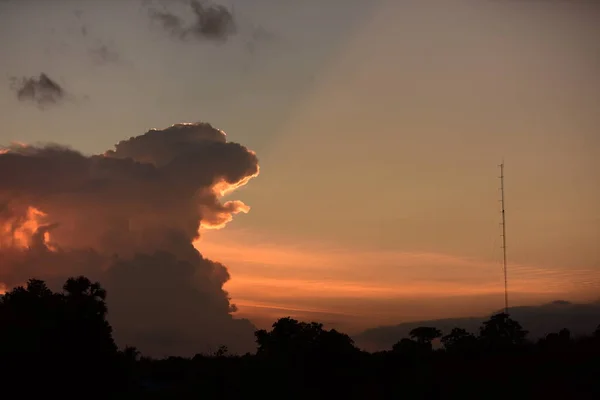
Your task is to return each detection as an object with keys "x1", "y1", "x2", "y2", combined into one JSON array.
[{"x1": 1, "y1": 277, "x2": 599, "y2": 399}]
